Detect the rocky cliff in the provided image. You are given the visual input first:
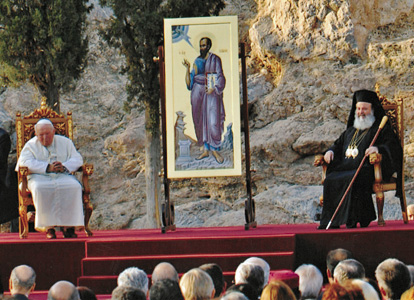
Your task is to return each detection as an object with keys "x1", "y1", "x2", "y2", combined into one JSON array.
[{"x1": 1, "y1": 0, "x2": 413, "y2": 230}]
